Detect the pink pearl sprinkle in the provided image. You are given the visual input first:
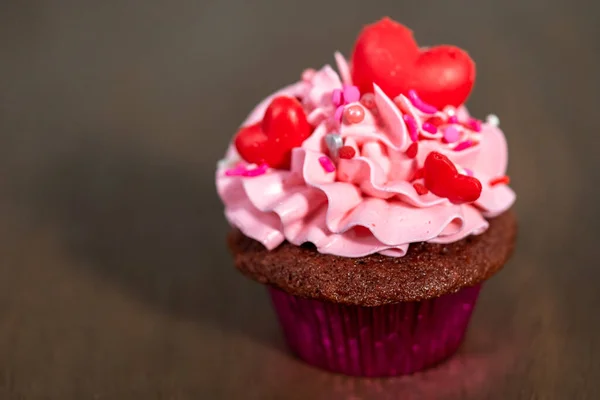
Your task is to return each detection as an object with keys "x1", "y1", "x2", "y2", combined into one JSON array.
[
  {"x1": 242, "y1": 163, "x2": 268, "y2": 177},
  {"x1": 360, "y1": 93, "x2": 376, "y2": 109},
  {"x1": 343, "y1": 85, "x2": 361, "y2": 103},
  {"x1": 464, "y1": 168, "x2": 474, "y2": 177},
  {"x1": 408, "y1": 90, "x2": 438, "y2": 114},
  {"x1": 334, "y1": 105, "x2": 344, "y2": 122},
  {"x1": 443, "y1": 126, "x2": 460, "y2": 143},
  {"x1": 448, "y1": 116, "x2": 459, "y2": 124},
  {"x1": 454, "y1": 140, "x2": 474, "y2": 151},
  {"x1": 319, "y1": 156, "x2": 336, "y2": 173},
  {"x1": 225, "y1": 165, "x2": 246, "y2": 176},
  {"x1": 422, "y1": 122, "x2": 438, "y2": 134},
  {"x1": 344, "y1": 105, "x2": 365, "y2": 124},
  {"x1": 403, "y1": 114, "x2": 419, "y2": 142},
  {"x1": 332, "y1": 89, "x2": 343, "y2": 106},
  {"x1": 468, "y1": 118, "x2": 482, "y2": 132}
]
